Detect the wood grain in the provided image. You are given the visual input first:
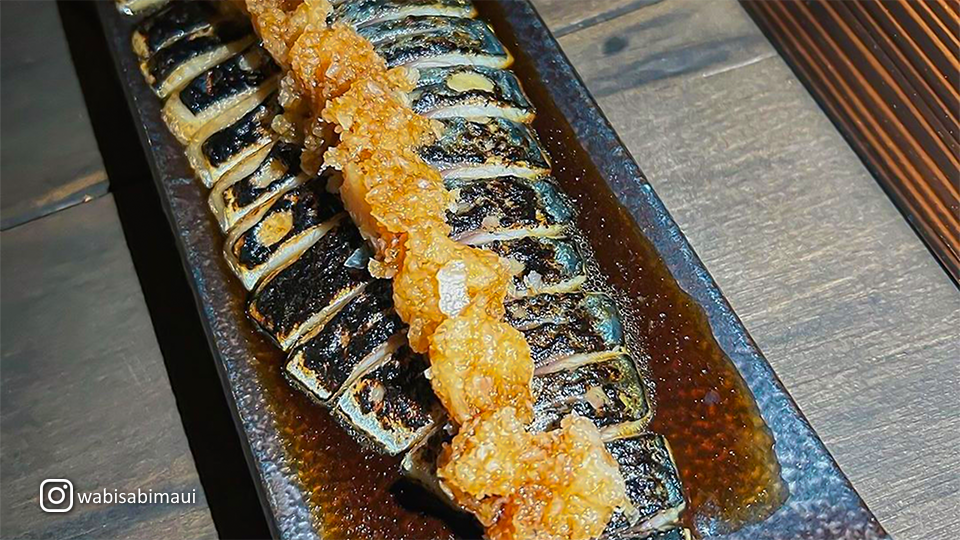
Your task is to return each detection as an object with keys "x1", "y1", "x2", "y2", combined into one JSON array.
[
  {"x1": 0, "y1": 196, "x2": 217, "y2": 540},
  {"x1": 0, "y1": 0, "x2": 108, "y2": 230},
  {"x1": 741, "y1": 0, "x2": 960, "y2": 283},
  {"x1": 529, "y1": 0, "x2": 960, "y2": 538}
]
